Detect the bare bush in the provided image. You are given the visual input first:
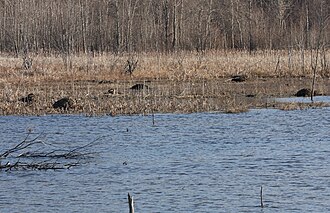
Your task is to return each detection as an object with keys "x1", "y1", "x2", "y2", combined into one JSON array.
[
  {"x1": 125, "y1": 58, "x2": 138, "y2": 75},
  {"x1": 22, "y1": 56, "x2": 33, "y2": 70}
]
